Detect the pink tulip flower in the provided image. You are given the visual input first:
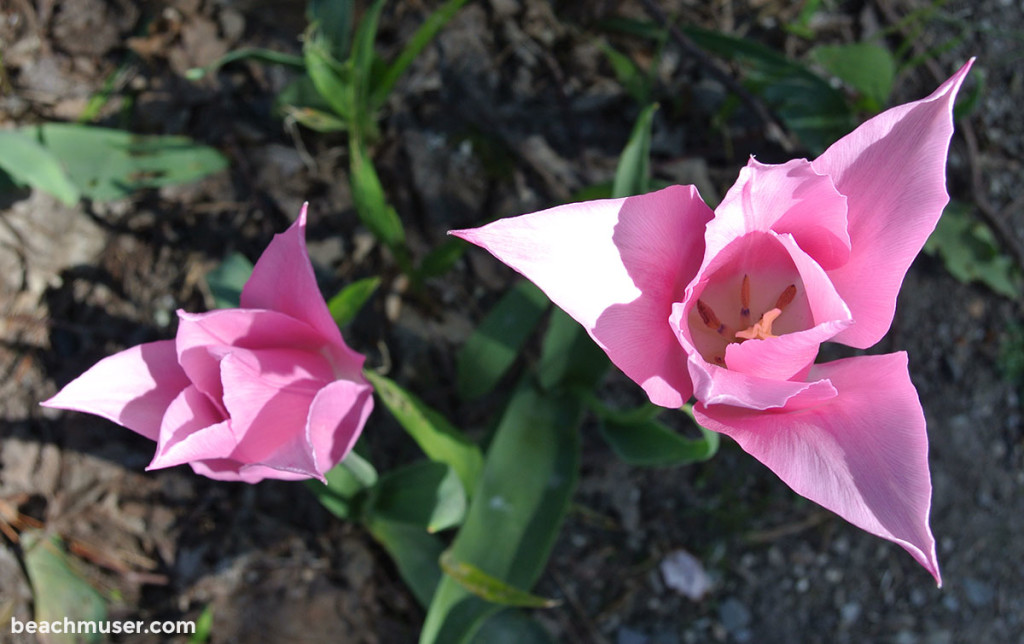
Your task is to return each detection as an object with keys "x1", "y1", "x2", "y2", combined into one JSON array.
[
  {"x1": 452, "y1": 60, "x2": 975, "y2": 585},
  {"x1": 42, "y1": 205, "x2": 374, "y2": 484}
]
